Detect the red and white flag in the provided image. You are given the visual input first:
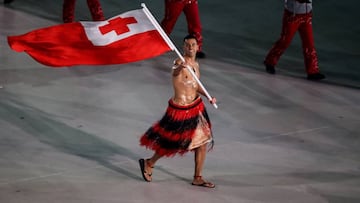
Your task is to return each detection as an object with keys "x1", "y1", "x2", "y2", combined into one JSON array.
[{"x1": 8, "y1": 8, "x2": 172, "y2": 67}]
